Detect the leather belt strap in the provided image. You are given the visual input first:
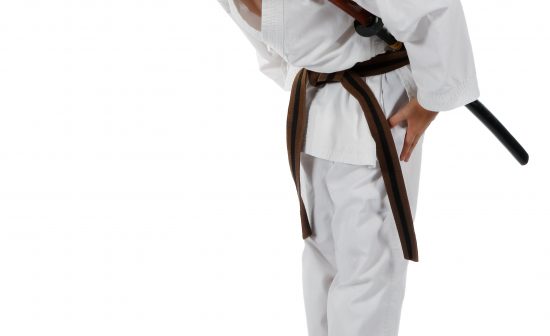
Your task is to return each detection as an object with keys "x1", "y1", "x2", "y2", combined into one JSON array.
[{"x1": 286, "y1": 48, "x2": 419, "y2": 261}]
